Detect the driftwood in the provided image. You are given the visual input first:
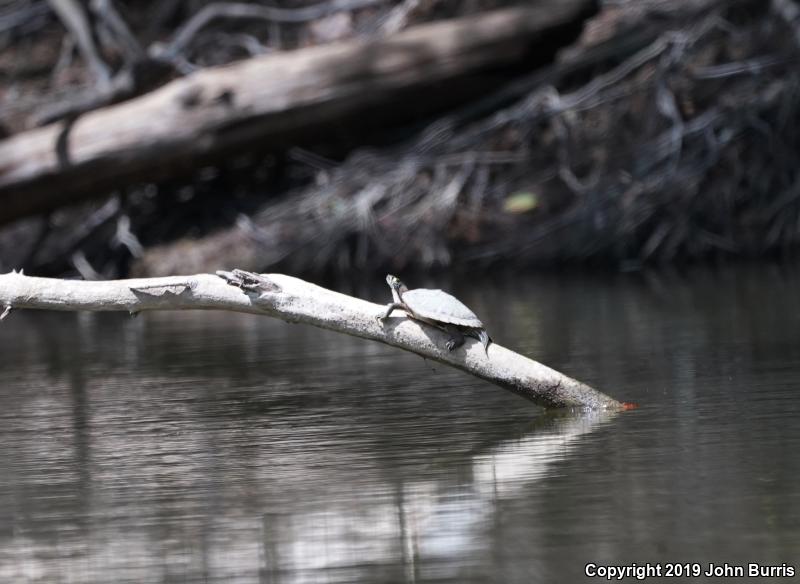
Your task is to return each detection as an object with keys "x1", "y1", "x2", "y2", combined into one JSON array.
[
  {"x1": 0, "y1": 269, "x2": 622, "y2": 410},
  {"x1": 0, "y1": 1, "x2": 594, "y2": 226},
  {"x1": 133, "y1": 18, "x2": 671, "y2": 277},
  {"x1": 129, "y1": 0, "x2": 800, "y2": 277}
]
